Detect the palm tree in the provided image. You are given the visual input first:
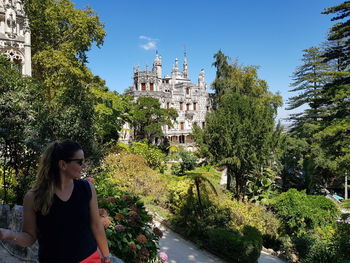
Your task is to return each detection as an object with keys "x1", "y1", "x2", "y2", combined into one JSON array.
[{"x1": 187, "y1": 172, "x2": 218, "y2": 213}]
